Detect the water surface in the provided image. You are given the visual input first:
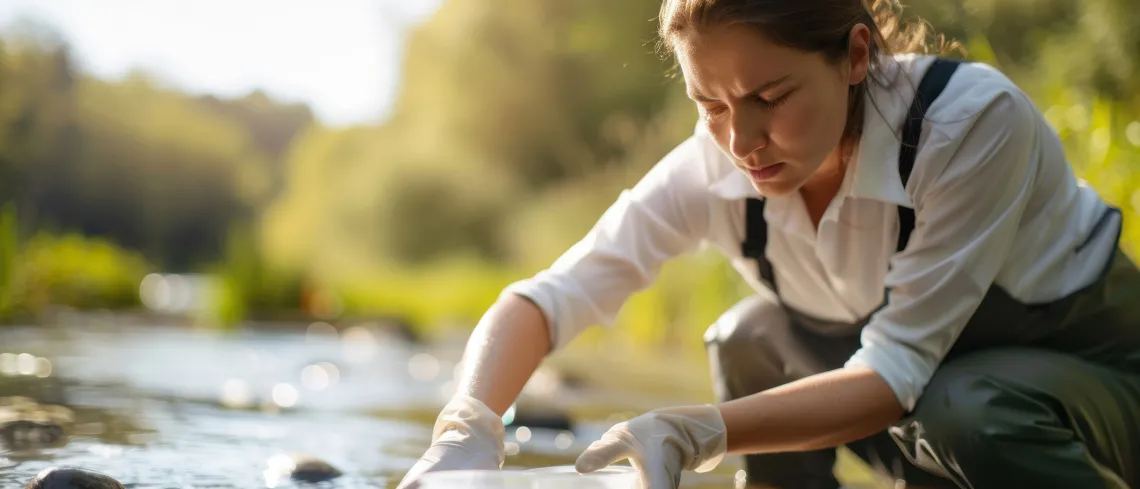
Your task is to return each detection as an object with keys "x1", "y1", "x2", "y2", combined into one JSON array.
[{"x1": 0, "y1": 315, "x2": 742, "y2": 488}]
